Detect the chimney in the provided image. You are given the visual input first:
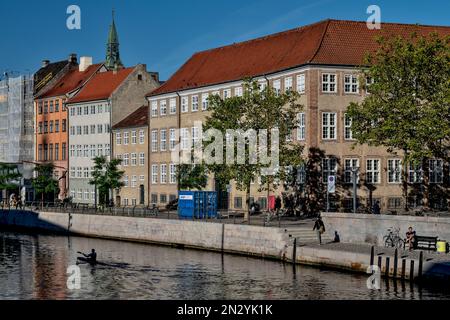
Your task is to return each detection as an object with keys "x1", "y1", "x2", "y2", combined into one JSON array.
[
  {"x1": 79, "y1": 56, "x2": 93, "y2": 72},
  {"x1": 42, "y1": 60, "x2": 50, "y2": 68},
  {"x1": 68, "y1": 53, "x2": 78, "y2": 64}
]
